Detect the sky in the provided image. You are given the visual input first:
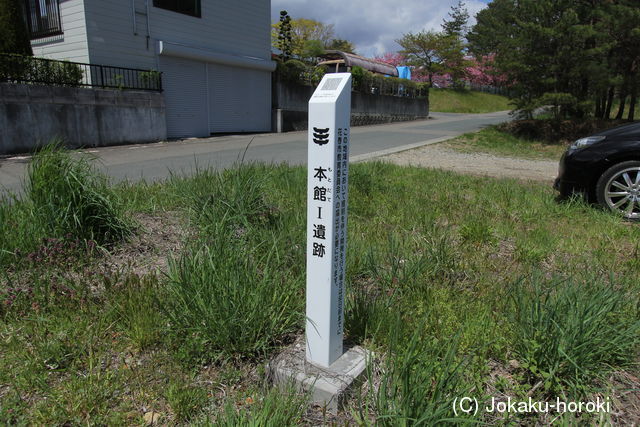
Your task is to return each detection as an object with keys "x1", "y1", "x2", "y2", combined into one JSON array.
[{"x1": 271, "y1": 0, "x2": 490, "y2": 58}]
